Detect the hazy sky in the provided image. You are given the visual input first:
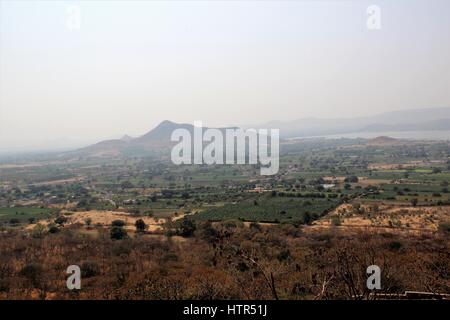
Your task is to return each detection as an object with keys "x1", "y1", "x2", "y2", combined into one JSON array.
[{"x1": 0, "y1": 0, "x2": 450, "y2": 151}]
